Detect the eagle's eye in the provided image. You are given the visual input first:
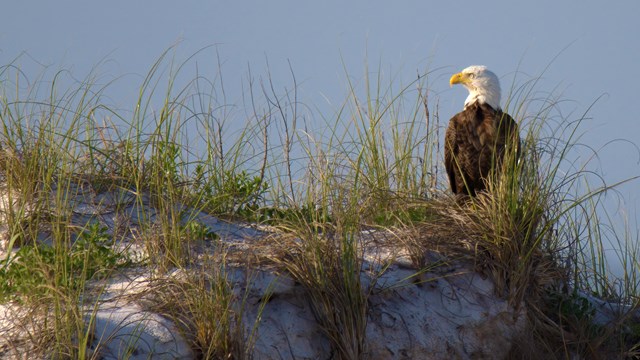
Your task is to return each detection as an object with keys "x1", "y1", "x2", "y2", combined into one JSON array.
[{"x1": 468, "y1": 73, "x2": 475, "y2": 79}]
